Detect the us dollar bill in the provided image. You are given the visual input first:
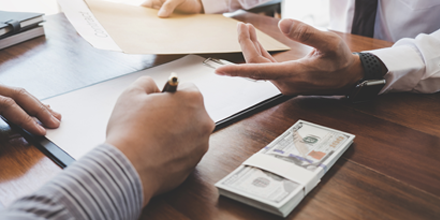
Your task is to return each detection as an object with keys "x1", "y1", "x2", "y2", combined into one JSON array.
[
  {"x1": 220, "y1": 166, "x2": 300, "y2": 204},
  {"x1": 262, "y1": 121, "x2": 351, "y2": 172},
  {"x1": 216, "y1": 120, "x2": 355, "y2": 217}
]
